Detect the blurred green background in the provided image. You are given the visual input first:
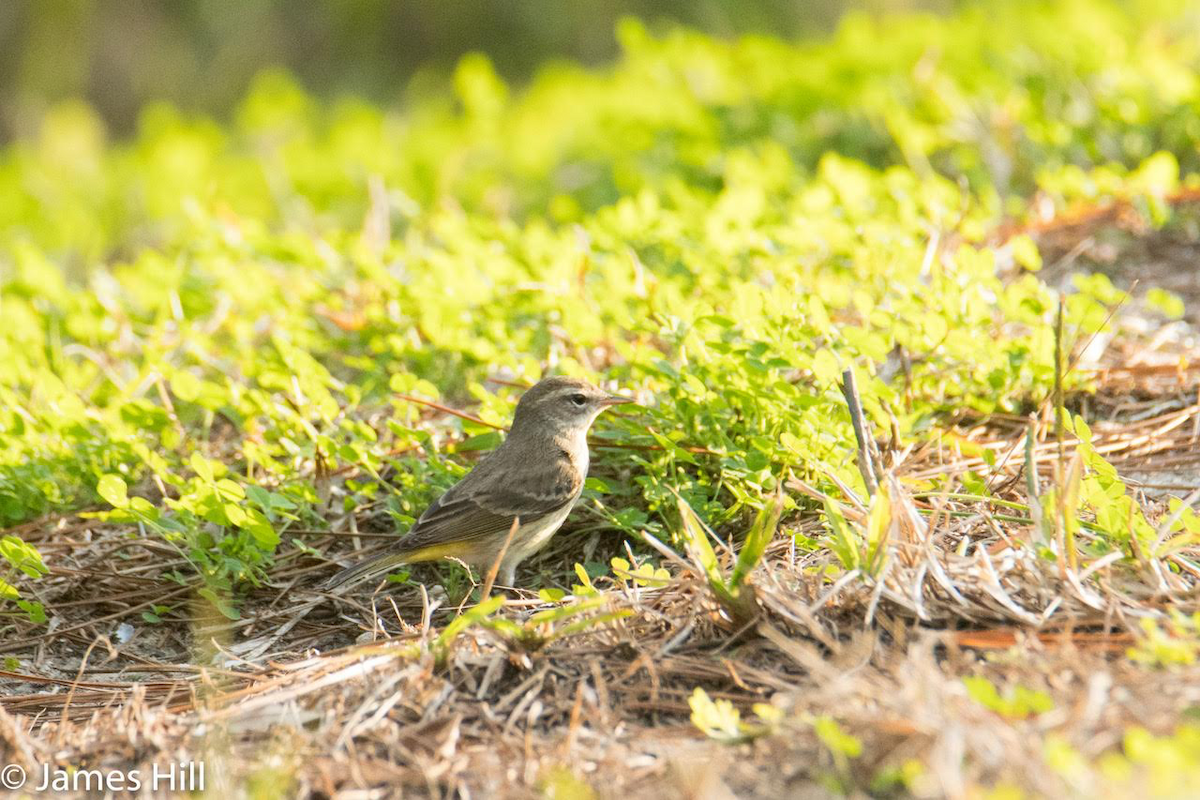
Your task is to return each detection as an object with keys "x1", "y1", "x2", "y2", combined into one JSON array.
[{"x1": 0, "y1": 0, "x2": 952, "y2": 140}]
